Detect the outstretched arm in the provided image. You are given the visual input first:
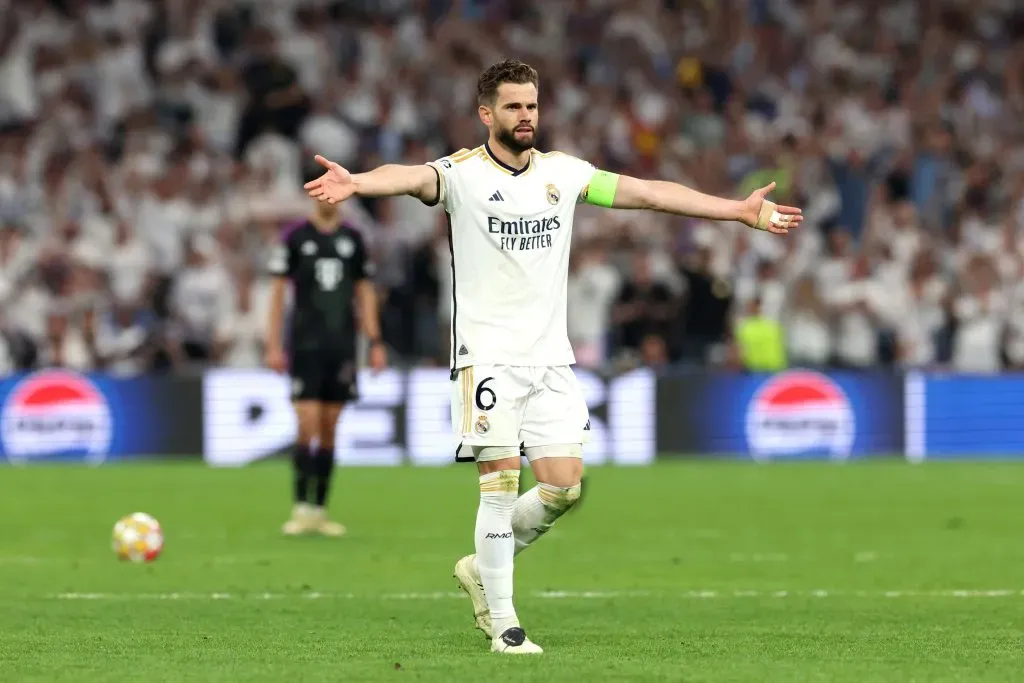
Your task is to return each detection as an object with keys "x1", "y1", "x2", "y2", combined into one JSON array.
[
  {"x1": 304, "y1": 155, "x2": 439, "y2": 205},
  {"x1": 582, "y1": 171, "x2": 802, "y2": 234}
]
